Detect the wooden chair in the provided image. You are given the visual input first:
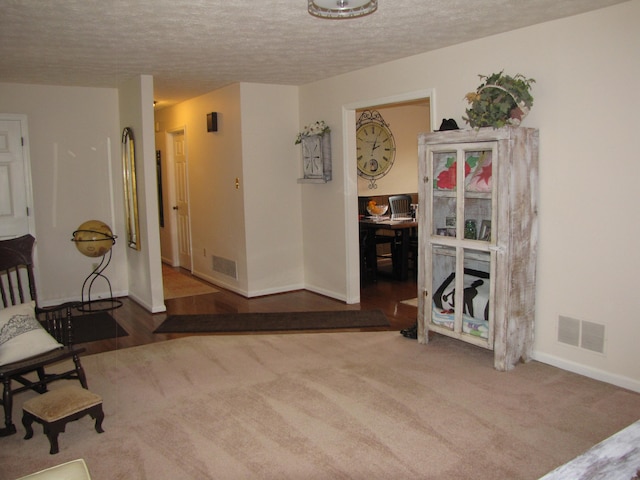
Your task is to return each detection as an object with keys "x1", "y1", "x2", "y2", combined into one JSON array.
[
  {"x1": 0, "y1": 234, "x2": 87, "y2": 437},
  {"x1": 388, "y1": 194, "x2": 419, "y2": 275}
]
